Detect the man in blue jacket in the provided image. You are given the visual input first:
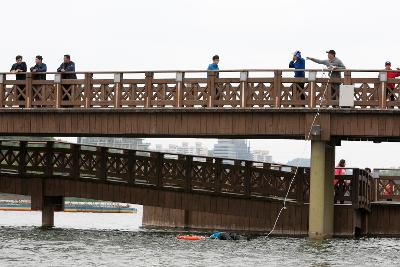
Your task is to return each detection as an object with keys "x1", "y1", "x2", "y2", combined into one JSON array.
[
  {"x1": 57, "y1": 54, "x2": 77, "y2": 79},
  {"x1": 289, "y1": 51, "x2": 306, "y2": 104}
]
